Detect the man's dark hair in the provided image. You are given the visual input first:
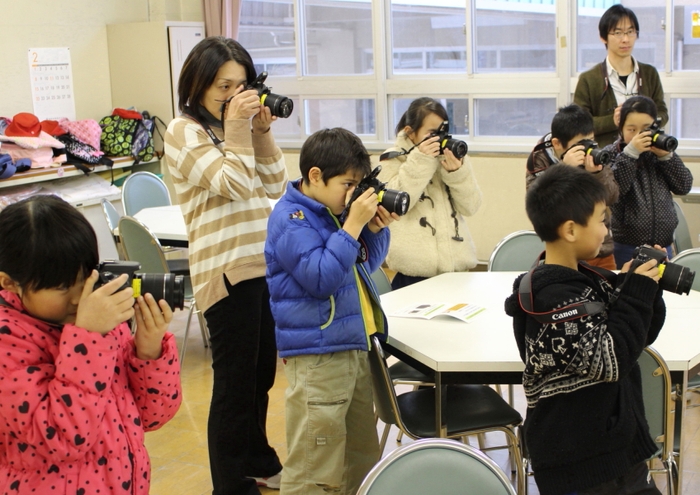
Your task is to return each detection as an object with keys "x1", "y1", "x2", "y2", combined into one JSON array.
[
  {"x1": 551, "y1": 104, "x2": 594, "y2": 148},
  {"x1": 396, "y1": 97, "x2": 449, "y2": 136},
  {"x1": 0, "y1": 195, "x2": 98, "y2": 291},
  {"x1": 178, "y1": 36, "x2": 257, "y2": 123},
  {"x1": 618, "y1": 95, "x2": 658, "y2": 140},
  {"x1": 526, "y1": 165, "x2": 607, "y2": 242},
  {"x1": 299, "y1": 128, "x2": 372, "y2": 184},
  {"x1": 599, "y1": 4, "x2": 640, "y2": 45}
]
